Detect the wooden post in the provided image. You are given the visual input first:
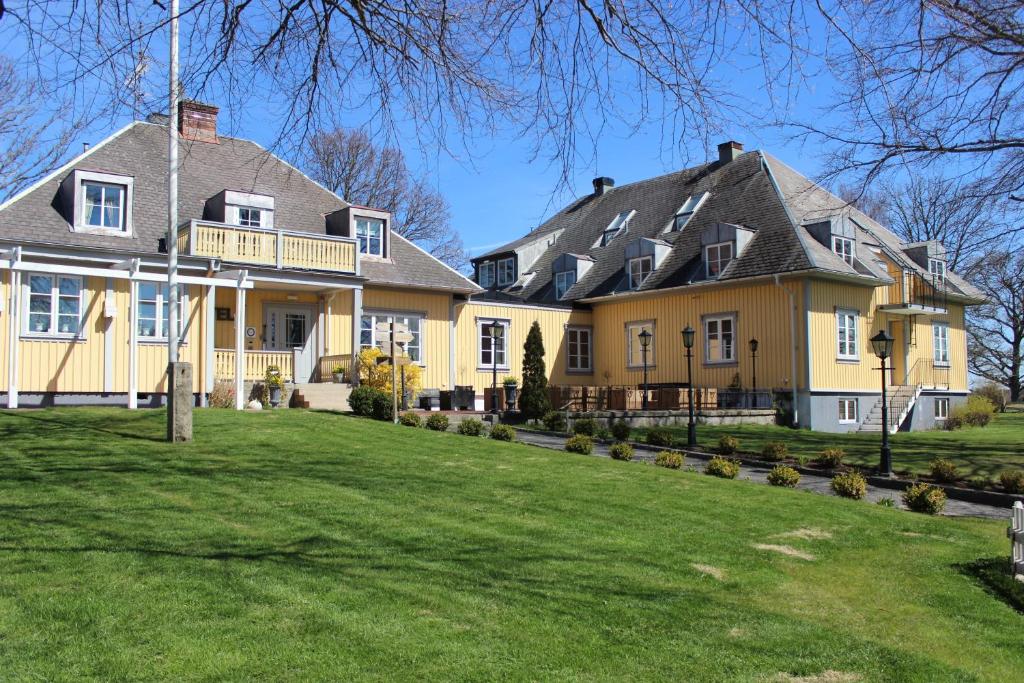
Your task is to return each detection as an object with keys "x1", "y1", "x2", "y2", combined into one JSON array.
[
  {"x1": 128, "y1": 279, "x2": 138, "y2": 409},
  {"x1": 390, "y1": 320, "x2": 398, "y2": 423}
]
